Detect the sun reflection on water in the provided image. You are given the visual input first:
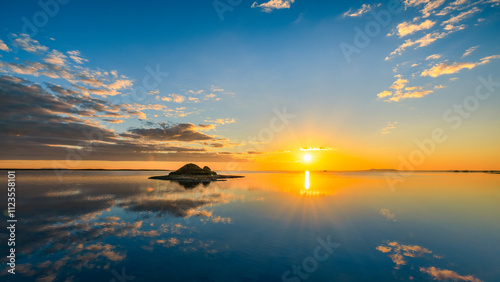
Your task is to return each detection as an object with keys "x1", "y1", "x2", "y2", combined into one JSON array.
[{"x1": 305, "y1": 171, "x2": 310, "y2": 190}]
